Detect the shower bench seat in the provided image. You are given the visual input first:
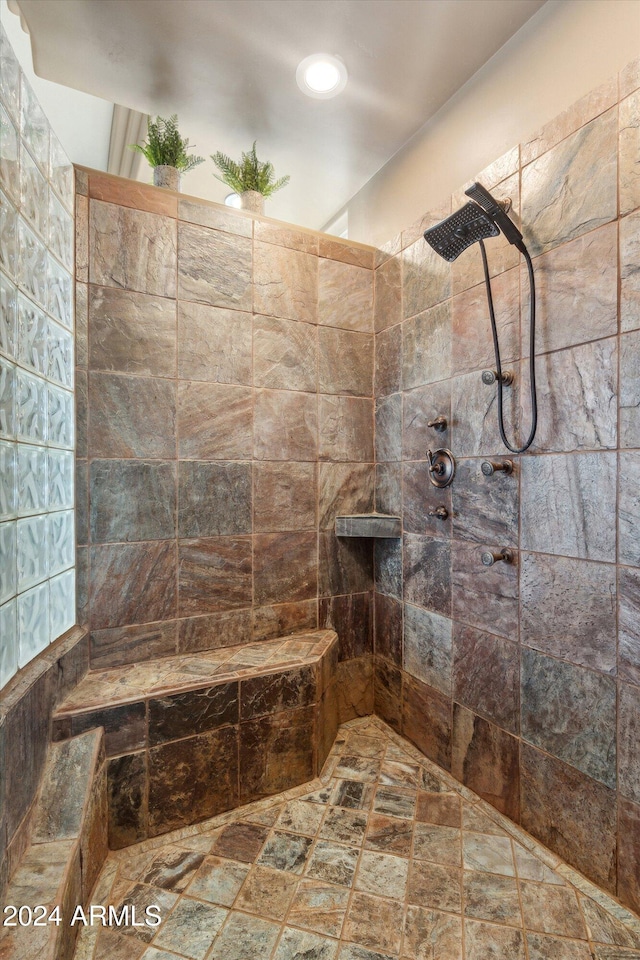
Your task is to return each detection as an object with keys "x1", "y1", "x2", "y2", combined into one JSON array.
[{"x1": 51, "y1": 629, "x2": 338, "y2": 848}]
